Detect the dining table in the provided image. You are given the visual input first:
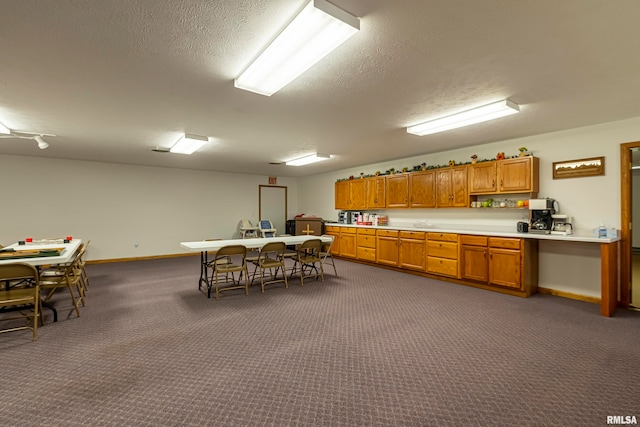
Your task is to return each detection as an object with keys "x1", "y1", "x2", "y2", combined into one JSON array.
[
  {"x1": 0, "y1": 239, "x2": 83, "y2": 322},
  {"x1": 180, "y1": 235, "x2": 333, "y2": 292}
]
